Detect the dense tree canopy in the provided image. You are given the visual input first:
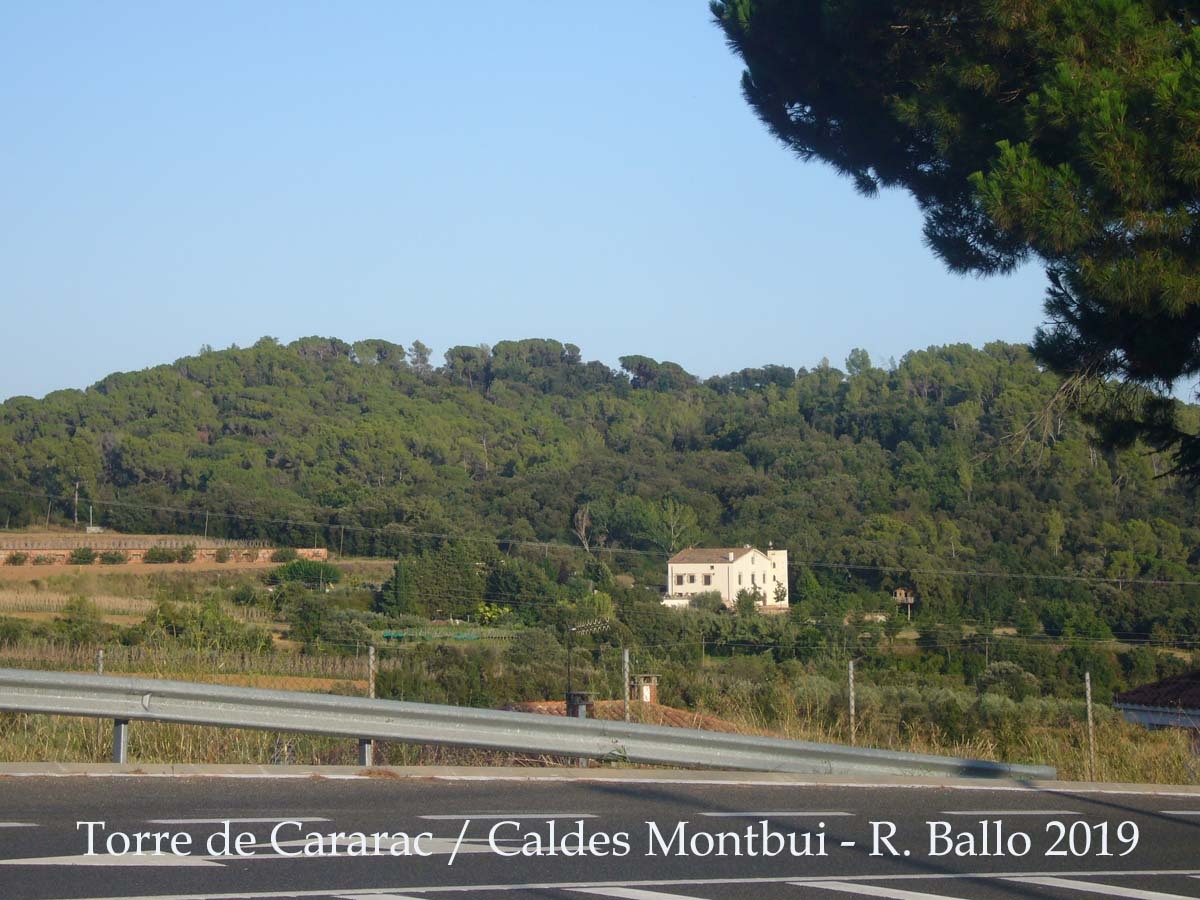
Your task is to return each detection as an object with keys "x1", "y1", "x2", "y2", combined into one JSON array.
[
  {"x1": 1, "y1": 336, "x2": 1198, "y2": 641},
  {"x1": 712, "y1": 0, "x2": 1200, "y2": 476}
]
